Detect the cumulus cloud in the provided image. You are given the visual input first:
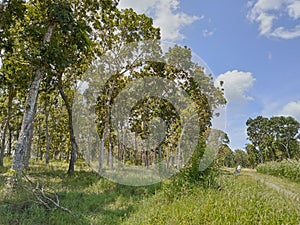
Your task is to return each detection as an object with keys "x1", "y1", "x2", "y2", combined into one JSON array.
[
  {"x1": 118, "y1": 0, "x2": 201, "y2": 41},
  {"x1": 215, "y1": 70, "x2": 256, "y2": 103},
  {"x1": 278, "y1": 101, "x2": 300, "y2": 121},
  {"x1": 247, "y1": 0, "x2": 300, "y2": 39}
]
